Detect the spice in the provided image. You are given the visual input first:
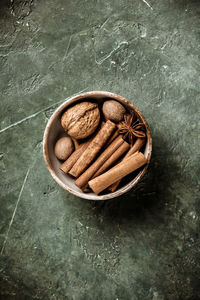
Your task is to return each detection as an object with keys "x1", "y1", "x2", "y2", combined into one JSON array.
[
  {"x1": 54, "y1": 137, "x2": 74, "y2": 160},
  {"x1": 60, "y1": 123, "x2": 106, "y2": 174},
  {"x1": 108, "y1": 138, "x2": 145, "y2": 192},
  {"x1": 60, "y1": 140, "x2": 90, "y2": 174},
  {"x1": 102, "y1": 100, "x2": 126, "y2": 122},
  {"x1": 56, "y1": 98, "x2": 148, "y2": 195},
  {"x1": 69, "y1": 120, "x2": 116, "y2": 178},
  {"x1": 105, "y1": 129, "x2": 119, "y2": 147},
  {"x1": 88, "y1": 152, "x2": 147, "y2": 194},
  {"x1": 91, "y1": 140, "x2": 130, "y2": 179},
  {"x1": 118, "y1": 113, "x2": 146, "y2": 146},
  {"x1": 75, "y1": 135, "x2": 125, "y2": 190}
]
